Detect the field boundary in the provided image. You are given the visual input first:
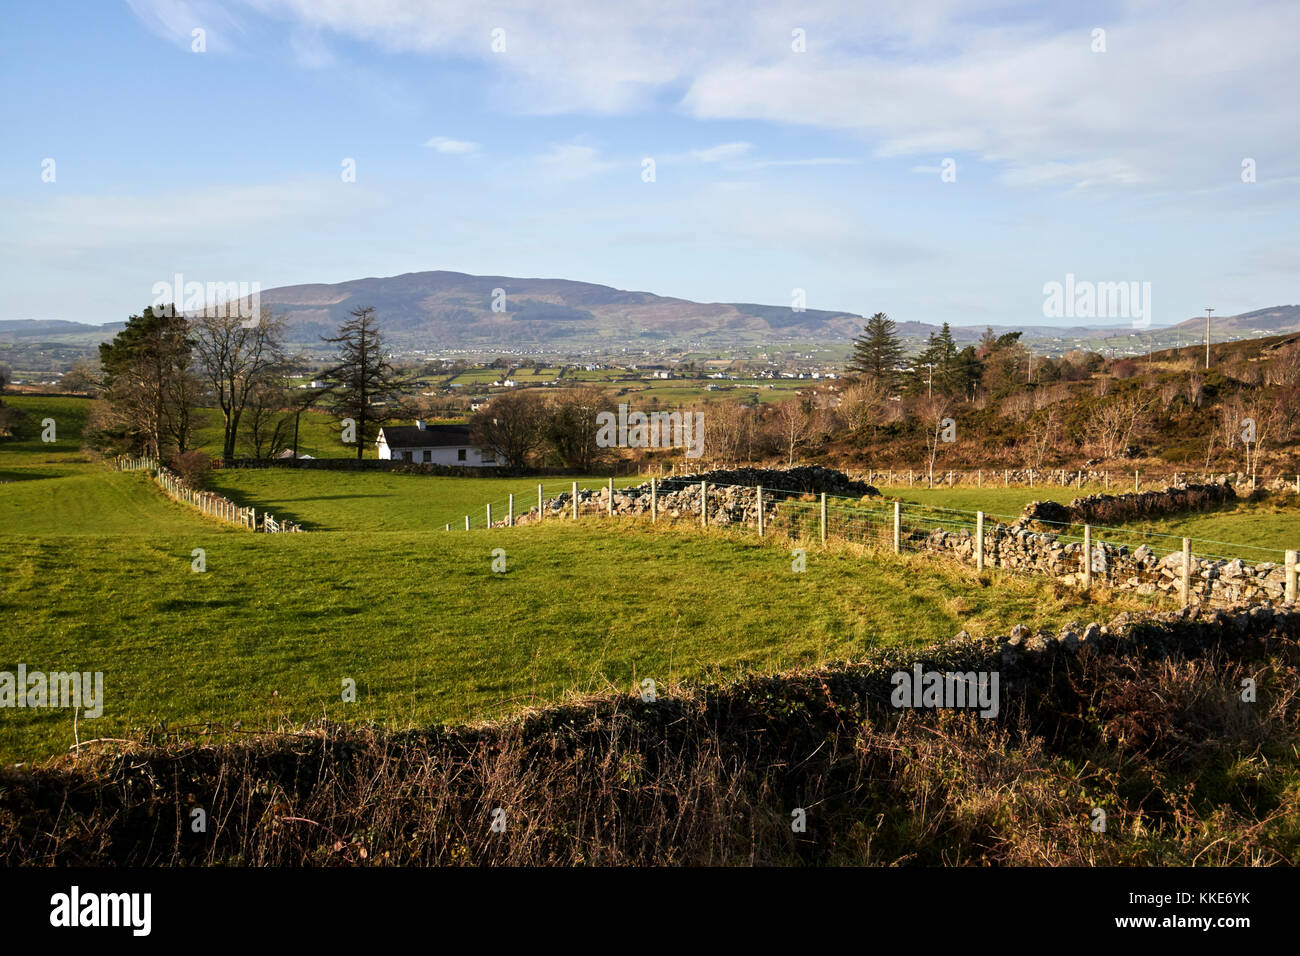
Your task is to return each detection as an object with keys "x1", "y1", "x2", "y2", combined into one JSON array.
[
  {"x1": 479, "y1": 476, "x2": 1299, "y2": 611},
  {"x1": 114, "y1": 457, "x2": 303, "y2": 532}
]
